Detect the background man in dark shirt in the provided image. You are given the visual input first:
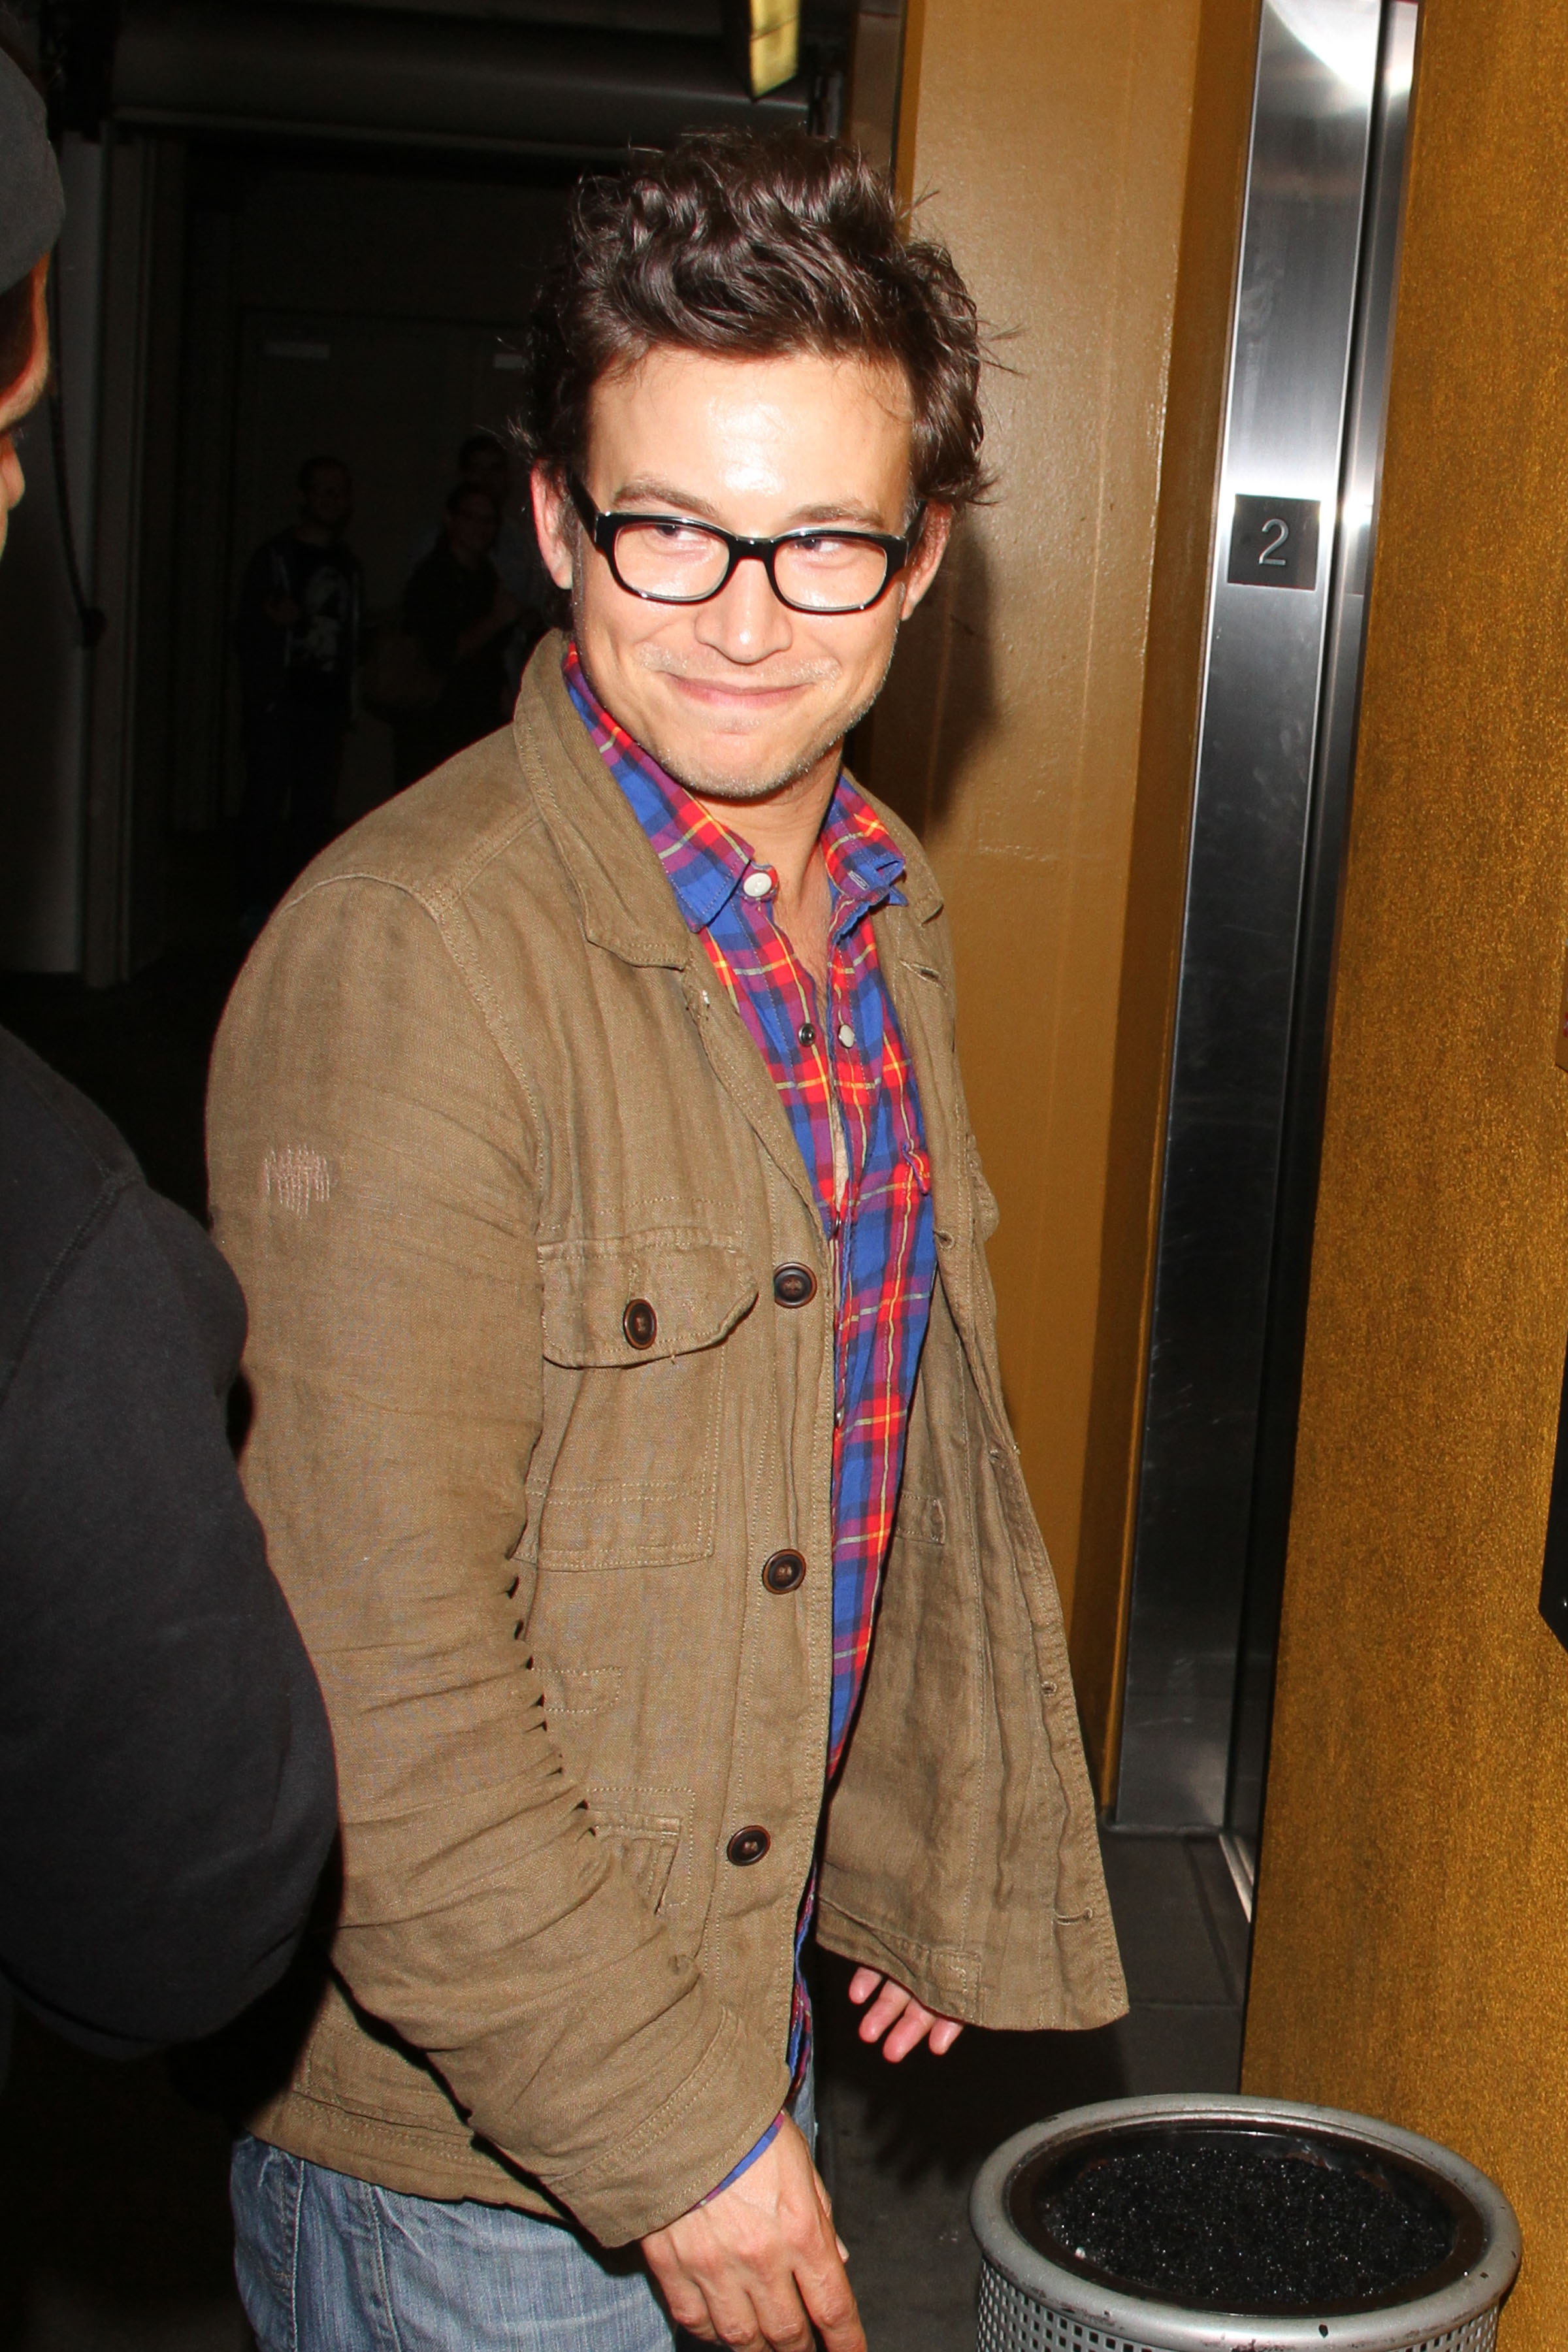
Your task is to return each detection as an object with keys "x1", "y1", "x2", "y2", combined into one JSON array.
[
  {"x1": 392, "y1": 480, "x2": 519, "y2": 788},
  {"x1": 408, "y1": 432, "x2": 557, "y2": 692},
  {"x1": 234, "y1": 454, "x2": 363, "y2": 934}
]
